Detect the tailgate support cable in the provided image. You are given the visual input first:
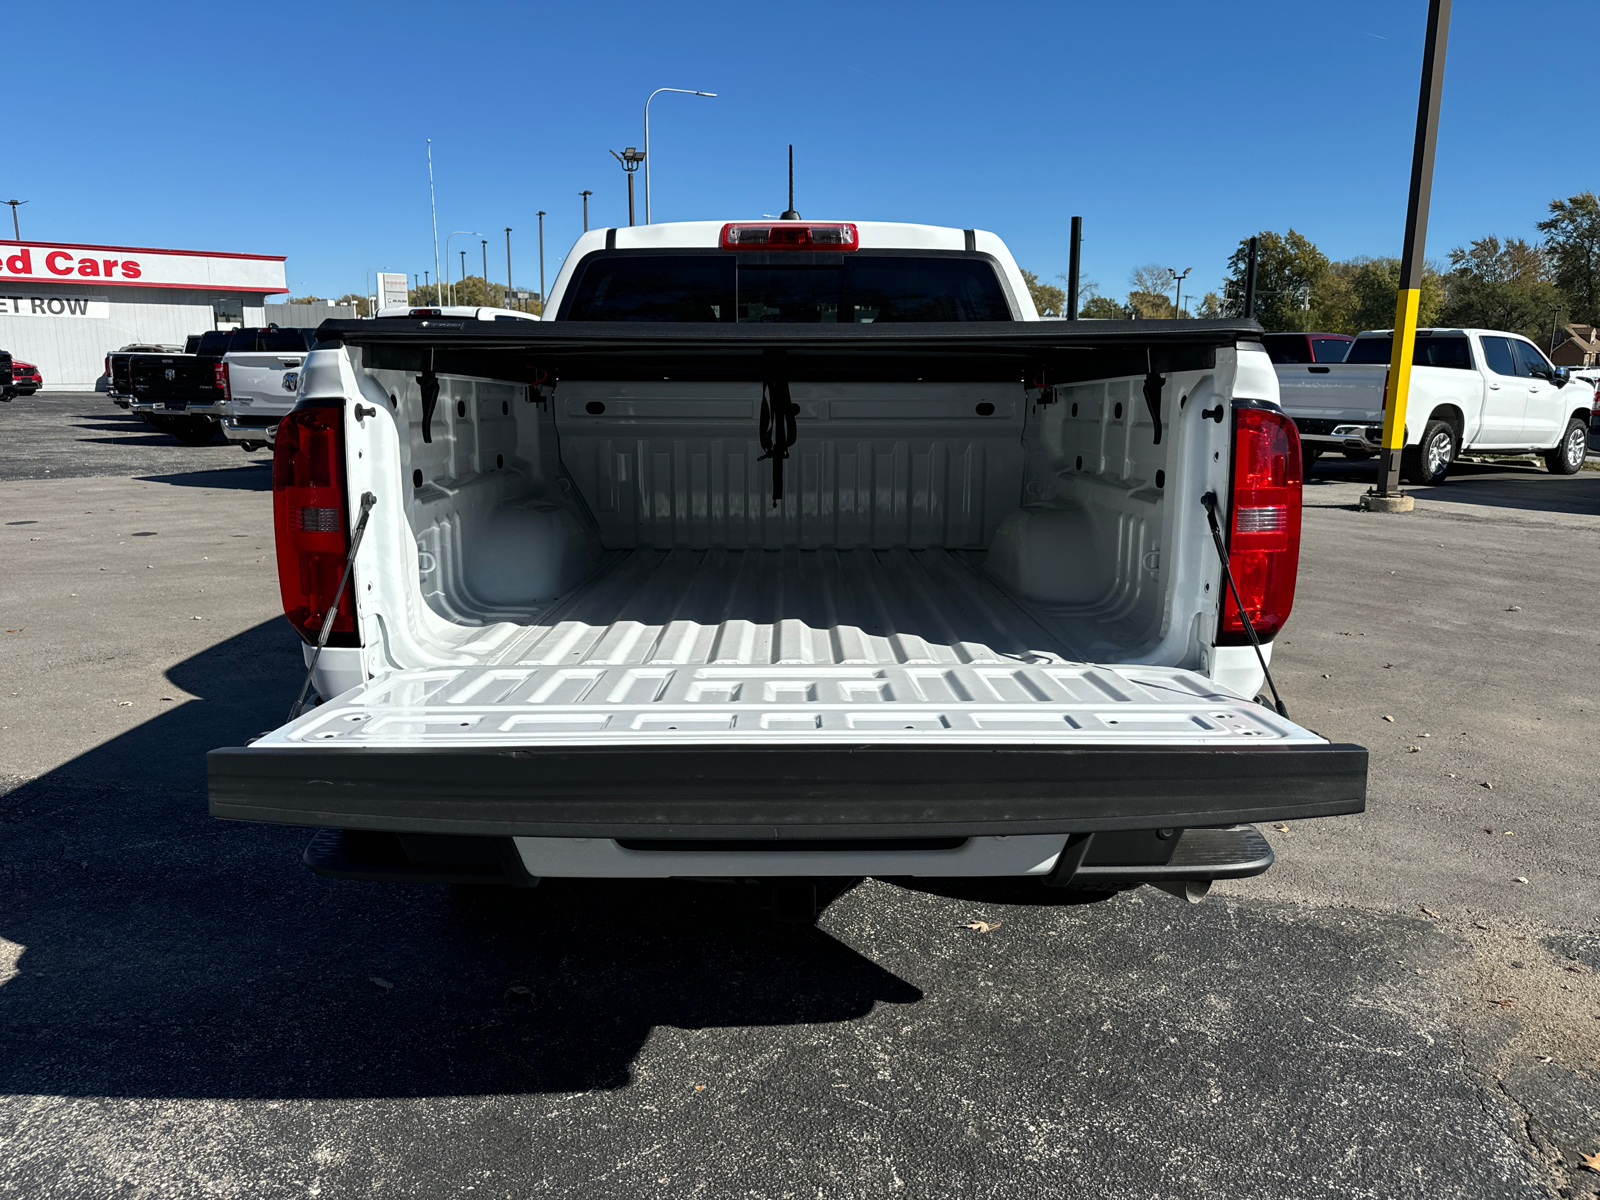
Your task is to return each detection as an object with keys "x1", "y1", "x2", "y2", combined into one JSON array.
[
  {"x1": 1201, "y1": 491, "x2": 1288, "y2": 718},
  {"x1": 289, "y1": 491, "x2": 377, "y2": 721}
]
